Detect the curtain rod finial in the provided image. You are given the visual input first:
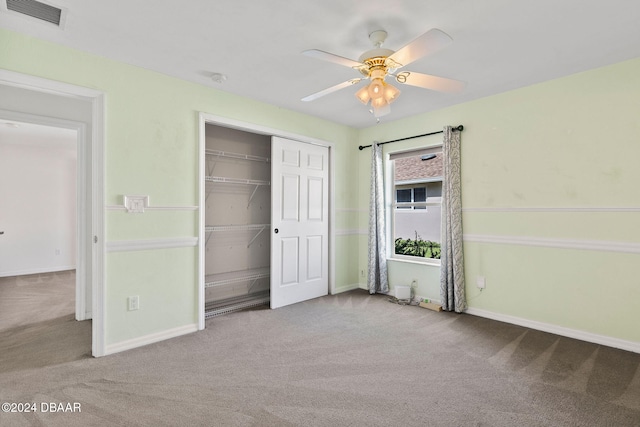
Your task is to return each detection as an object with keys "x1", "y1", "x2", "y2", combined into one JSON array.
[{"x1": 455, "y1": 125, "x2": 464, "y2": 131}]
